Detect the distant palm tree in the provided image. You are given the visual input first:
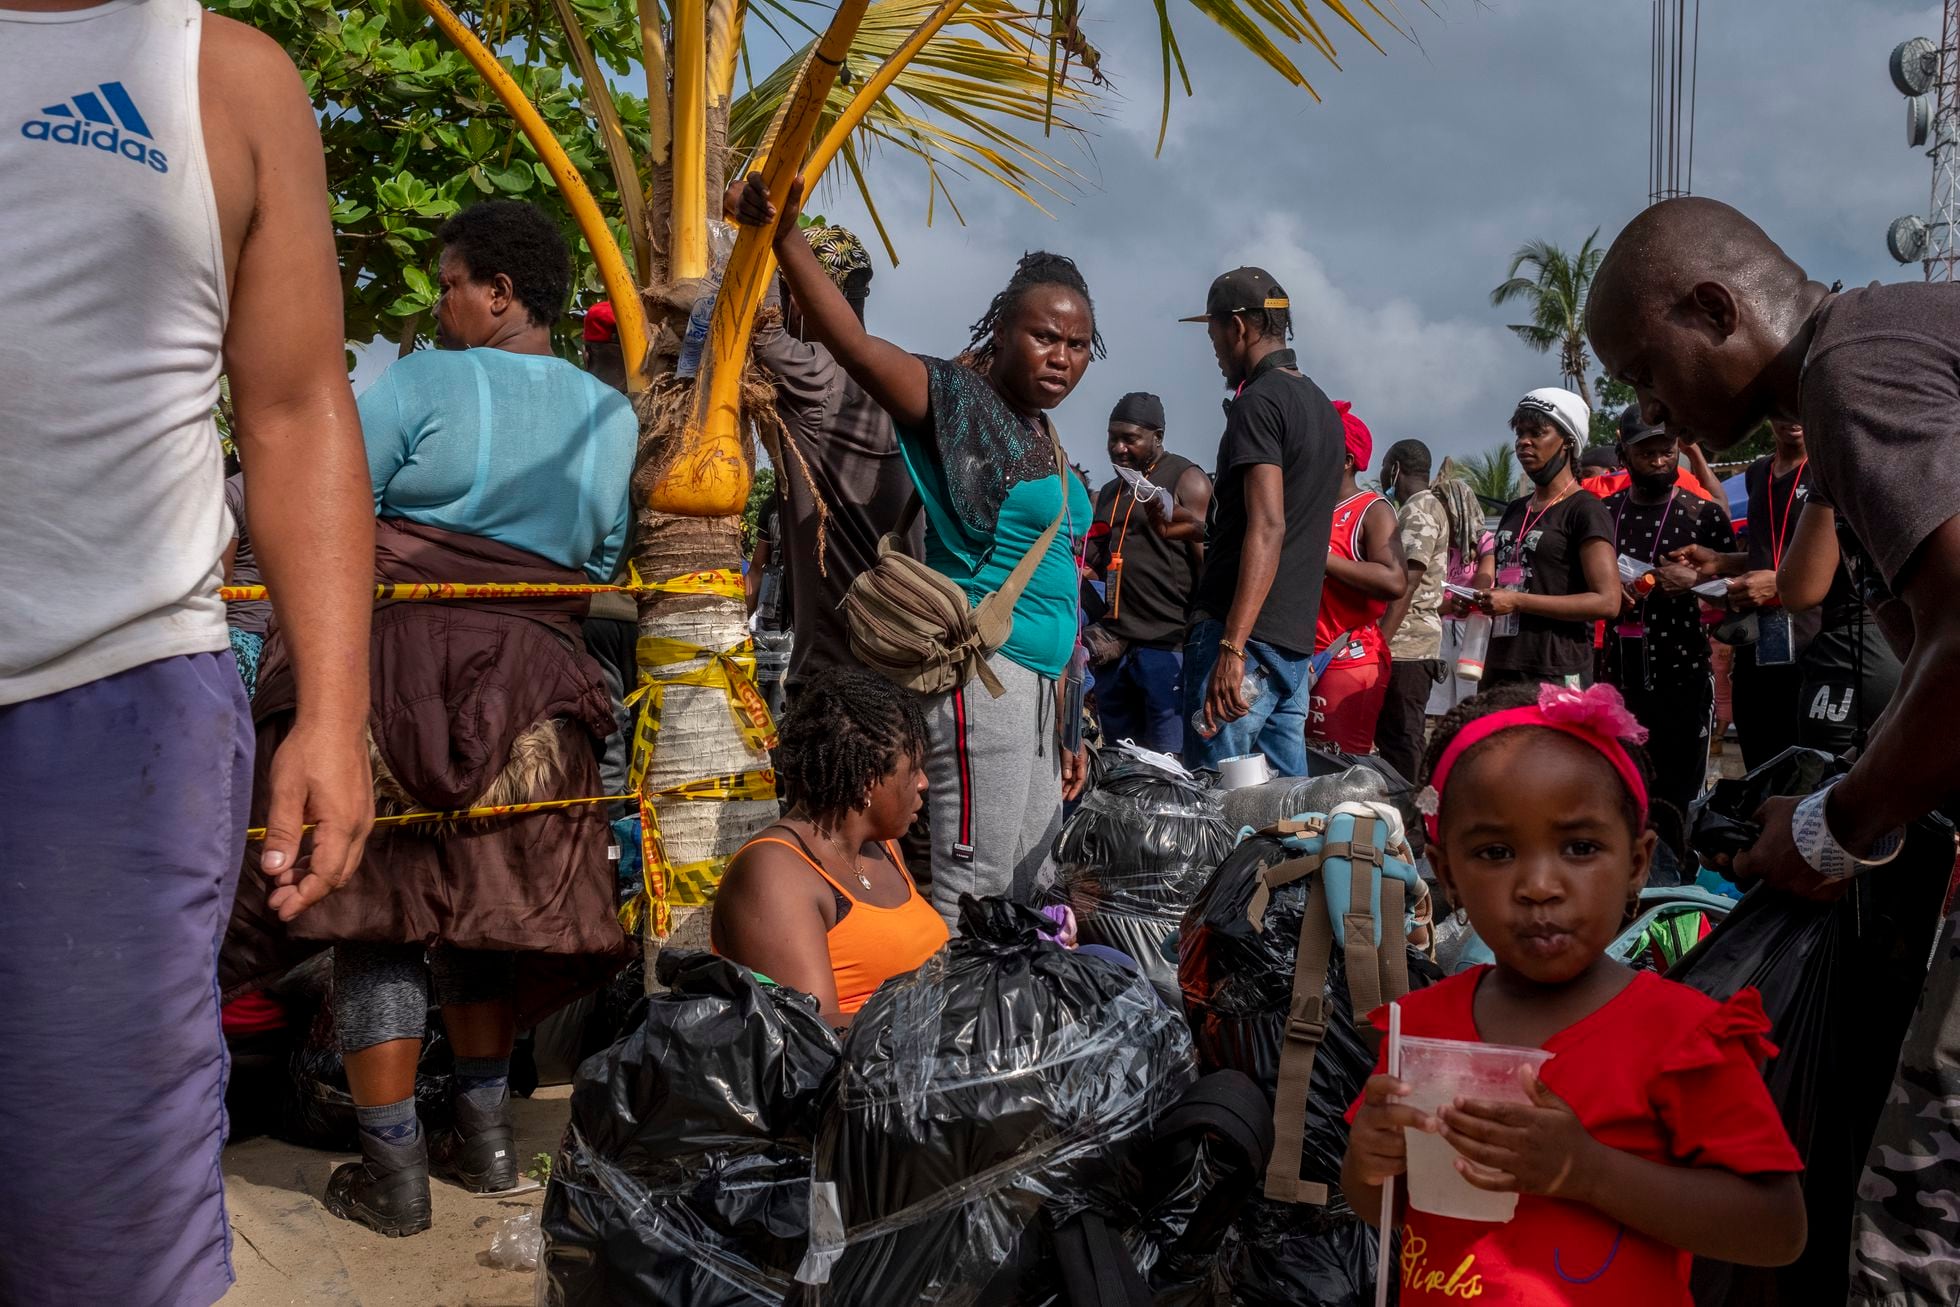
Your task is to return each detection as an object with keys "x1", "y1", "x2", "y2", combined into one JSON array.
[
  {"x1": 1453, "y1": 444, "x2": 1522, "y2": 504},
  {"x1": 1491, "y1": 231, "x2": 1605, "y2": 410}
]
